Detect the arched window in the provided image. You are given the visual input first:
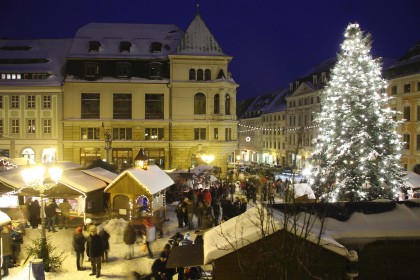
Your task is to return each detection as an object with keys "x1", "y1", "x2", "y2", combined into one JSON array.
[
  {"x1": 214, "y1": 94, "x2": 220, "y2": 114},
  {"x1": 197, "y1": 69, "x2": 203, "y2": 81},
  {"x1": 205, "y1": 69, "x2": 211, "y2": 81},
  {"x1": 225, "y1": 93, "x2": 231, "y2": 115},
  {"x1": 194, "y1": 93, "x2": 206, "y2": 114},
  {"x1": 189, "y1": 69, "x2": 196, "y2": 80}
]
